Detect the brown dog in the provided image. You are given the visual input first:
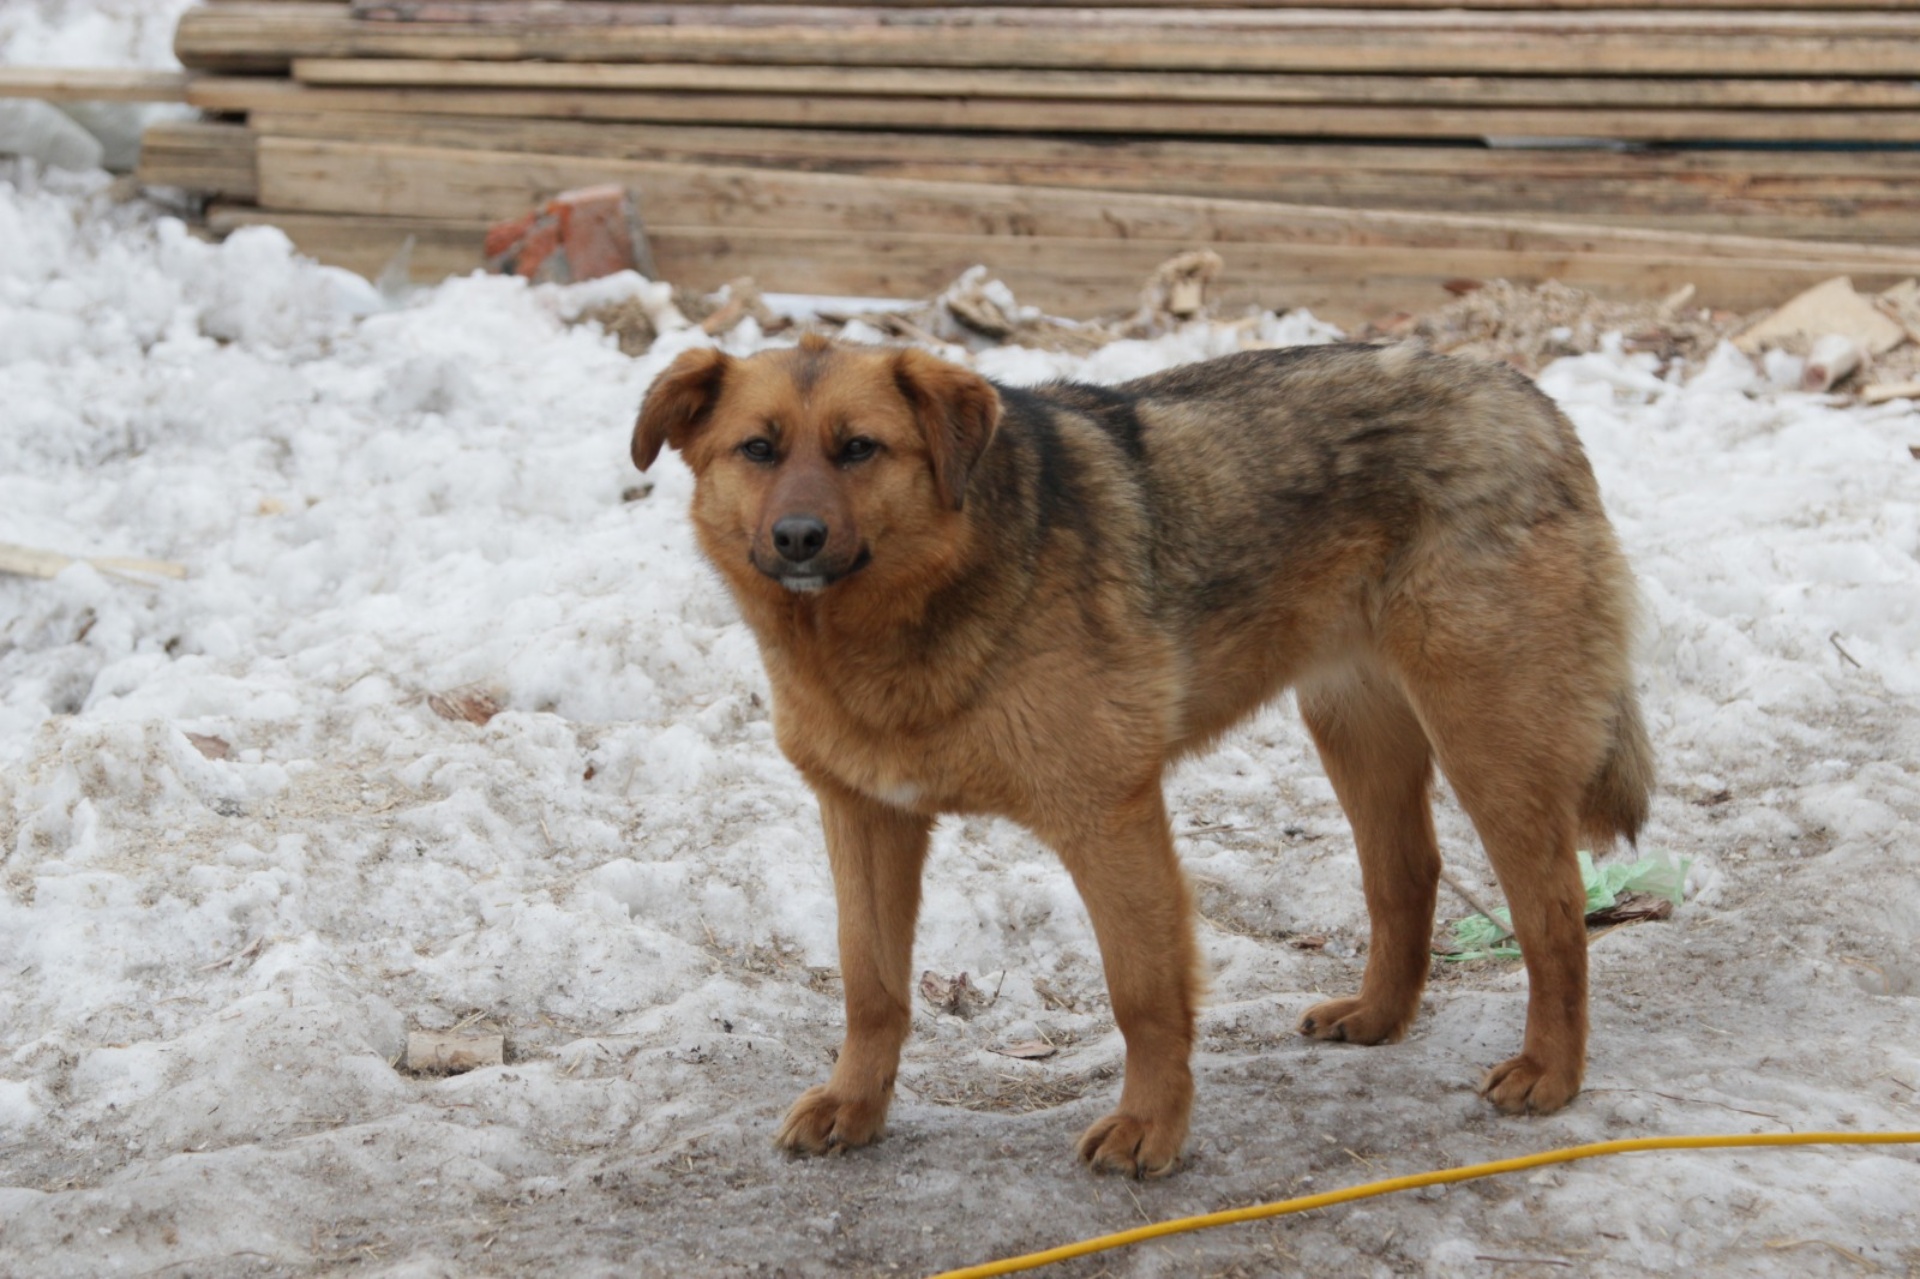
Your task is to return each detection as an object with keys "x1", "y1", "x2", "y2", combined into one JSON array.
[{"x1": 632, "y1": 334, "x2": 1651, "y2": 1177}]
